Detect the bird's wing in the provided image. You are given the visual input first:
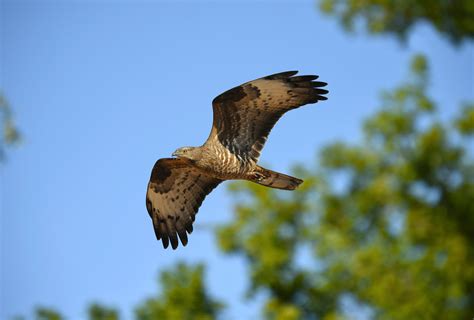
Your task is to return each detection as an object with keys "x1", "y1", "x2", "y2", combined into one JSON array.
[
  {"x1": 207, "y1": 71, "x2": 328, "y2": 162},
  {"x1": 146, "y1": 158, "x2": 222, "y2": 249}
]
